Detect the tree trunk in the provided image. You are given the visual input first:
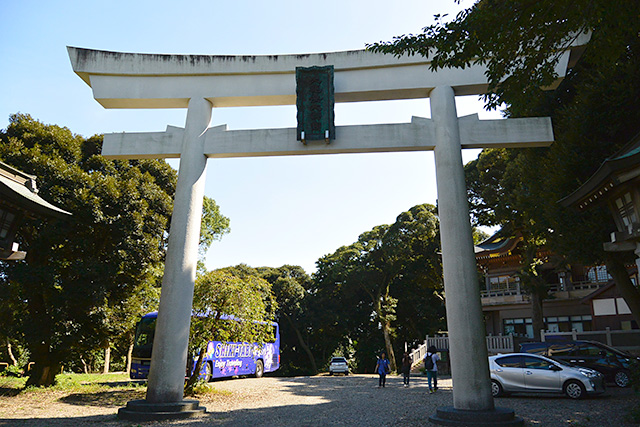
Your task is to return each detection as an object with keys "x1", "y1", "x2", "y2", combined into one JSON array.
[
  {"x1": 284, "y1": 313, "x2": 317, "y2": 374},
  {"x1": 382, "y1": 321, "x2": 397, "y2": 372},
  {"x1": 530, "y1": 290, "x2": 545, "y2": 341},
  {"x1": 25, "y1": 343, "x2": 60, "y2": 387},
  {"x1": 80, "y1": 357, "x2": 89, "y2": 374},
  {"x1": 103, "y1": 345, "x2": 111, "y2": 374},
  {"x1": 375, "y1": 297, "x2": 397, "y2": 371},
  {"x1": 6, "y1": 338, "x2": 18, "y2": 366},
  {"x1": 126, "y1": 336, "x2": 134, "y2": 375},
  {"x1": 605, "y1": 253, "x2": 640, "y2": 326},
  {"x1": 184, "y1": 348, "x2": 206, "y2": 396}
]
